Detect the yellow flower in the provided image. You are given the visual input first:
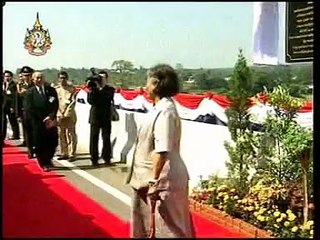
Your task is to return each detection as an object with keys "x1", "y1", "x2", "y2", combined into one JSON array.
[
  {"x1": 276, "y1": 217, "x2": 283, "y2": 223},
  {"x1": 217, "y1": 185, "x2": 227, "y2": 191},
  {"x1": 284, "y1": 221, "x2": 290, "y2": 227},
  {"x1": 218, "y1": 192, "x2": 224, "y2": 197},
  {"x1": 281, "y1": 213, "x2": 287, "y2": 219},
  {"x1": 302, "y1": 220, "x2": 314, "y2": 230},
  {"x1": 292, "y1": 226, "x2": 298, "y2": 233},
  {"x1": 310, "y1": 230, "x2": 313, "y2": 236},
  {"x1": 230, "y1": 188, "x2": 236, "y2": 193},
  {"x1": 288, "y1": 213, "x2": 296, "y2": 221},
  {"x1": 273, "y1": 211, "x2": 281, "y2": 217},
  {"x1": 273, "y1": 224, "x2": 279, "y2": 229},
  {"x1": 286, "y1": 209, "x2": 292, "y2": 214},
  {"x1": 224, "y1": 195, "x2": 229, "y2": 201},
  {"x1": 234, "y1": 195, "x2": 239, "y2": 200},
  {"x1": 254, "y1": 211, "x2": 259, "y2": 217},
  {"x1": 248, "y1": 206, "x2": 255, "y2": 212},
  {"x1": 258, "y1": 208, "x2": 266, "y2": 214},
  {"x1": 257, "y1": 215, "x2": 265, "y2": 222}
]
